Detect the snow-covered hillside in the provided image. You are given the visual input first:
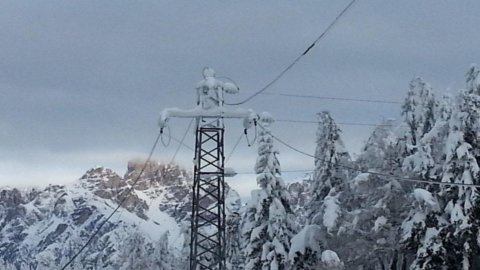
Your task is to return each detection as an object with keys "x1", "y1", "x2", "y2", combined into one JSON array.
[{"x1": 0, "y1": 161, "x2": 240, "y2": 269}]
